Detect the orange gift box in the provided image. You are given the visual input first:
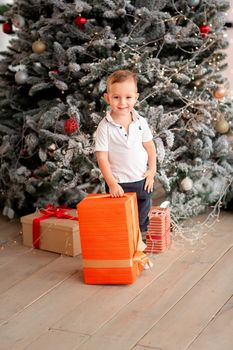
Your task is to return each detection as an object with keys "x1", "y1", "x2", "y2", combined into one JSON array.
[
  {"x1": 20, "y1": 209, "x2": 81, "y2": 256},
  {"x1": 145, "y1": 206, "x2": 171, "y2": 254},
  {"x1": 77, "y1": 193, "x2": 148, "y2": 284}
]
